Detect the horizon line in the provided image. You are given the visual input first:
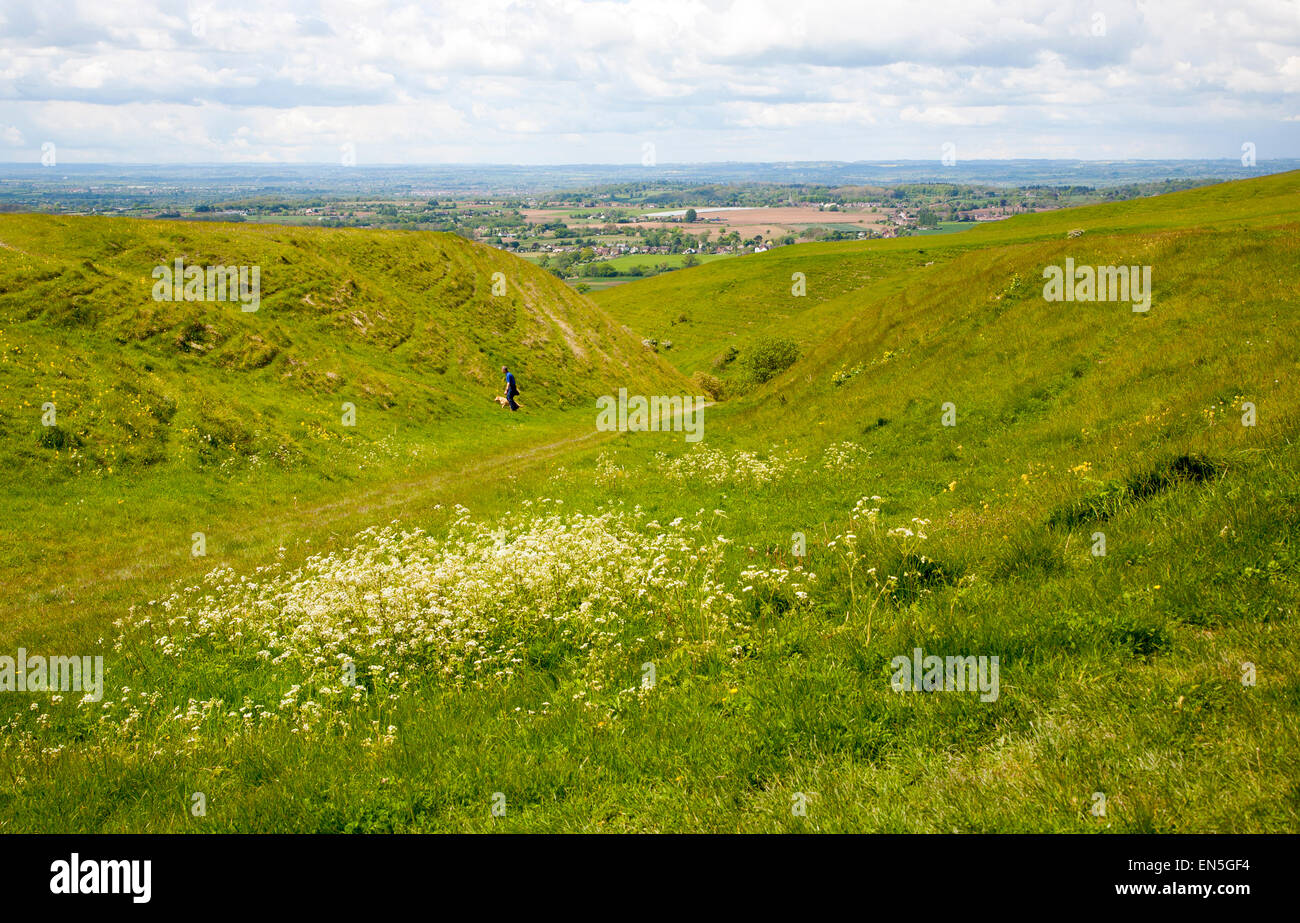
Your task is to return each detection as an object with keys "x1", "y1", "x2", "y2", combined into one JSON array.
[{"x1": 2, "y1": 158, "x2": 1297, "y2": 169}]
